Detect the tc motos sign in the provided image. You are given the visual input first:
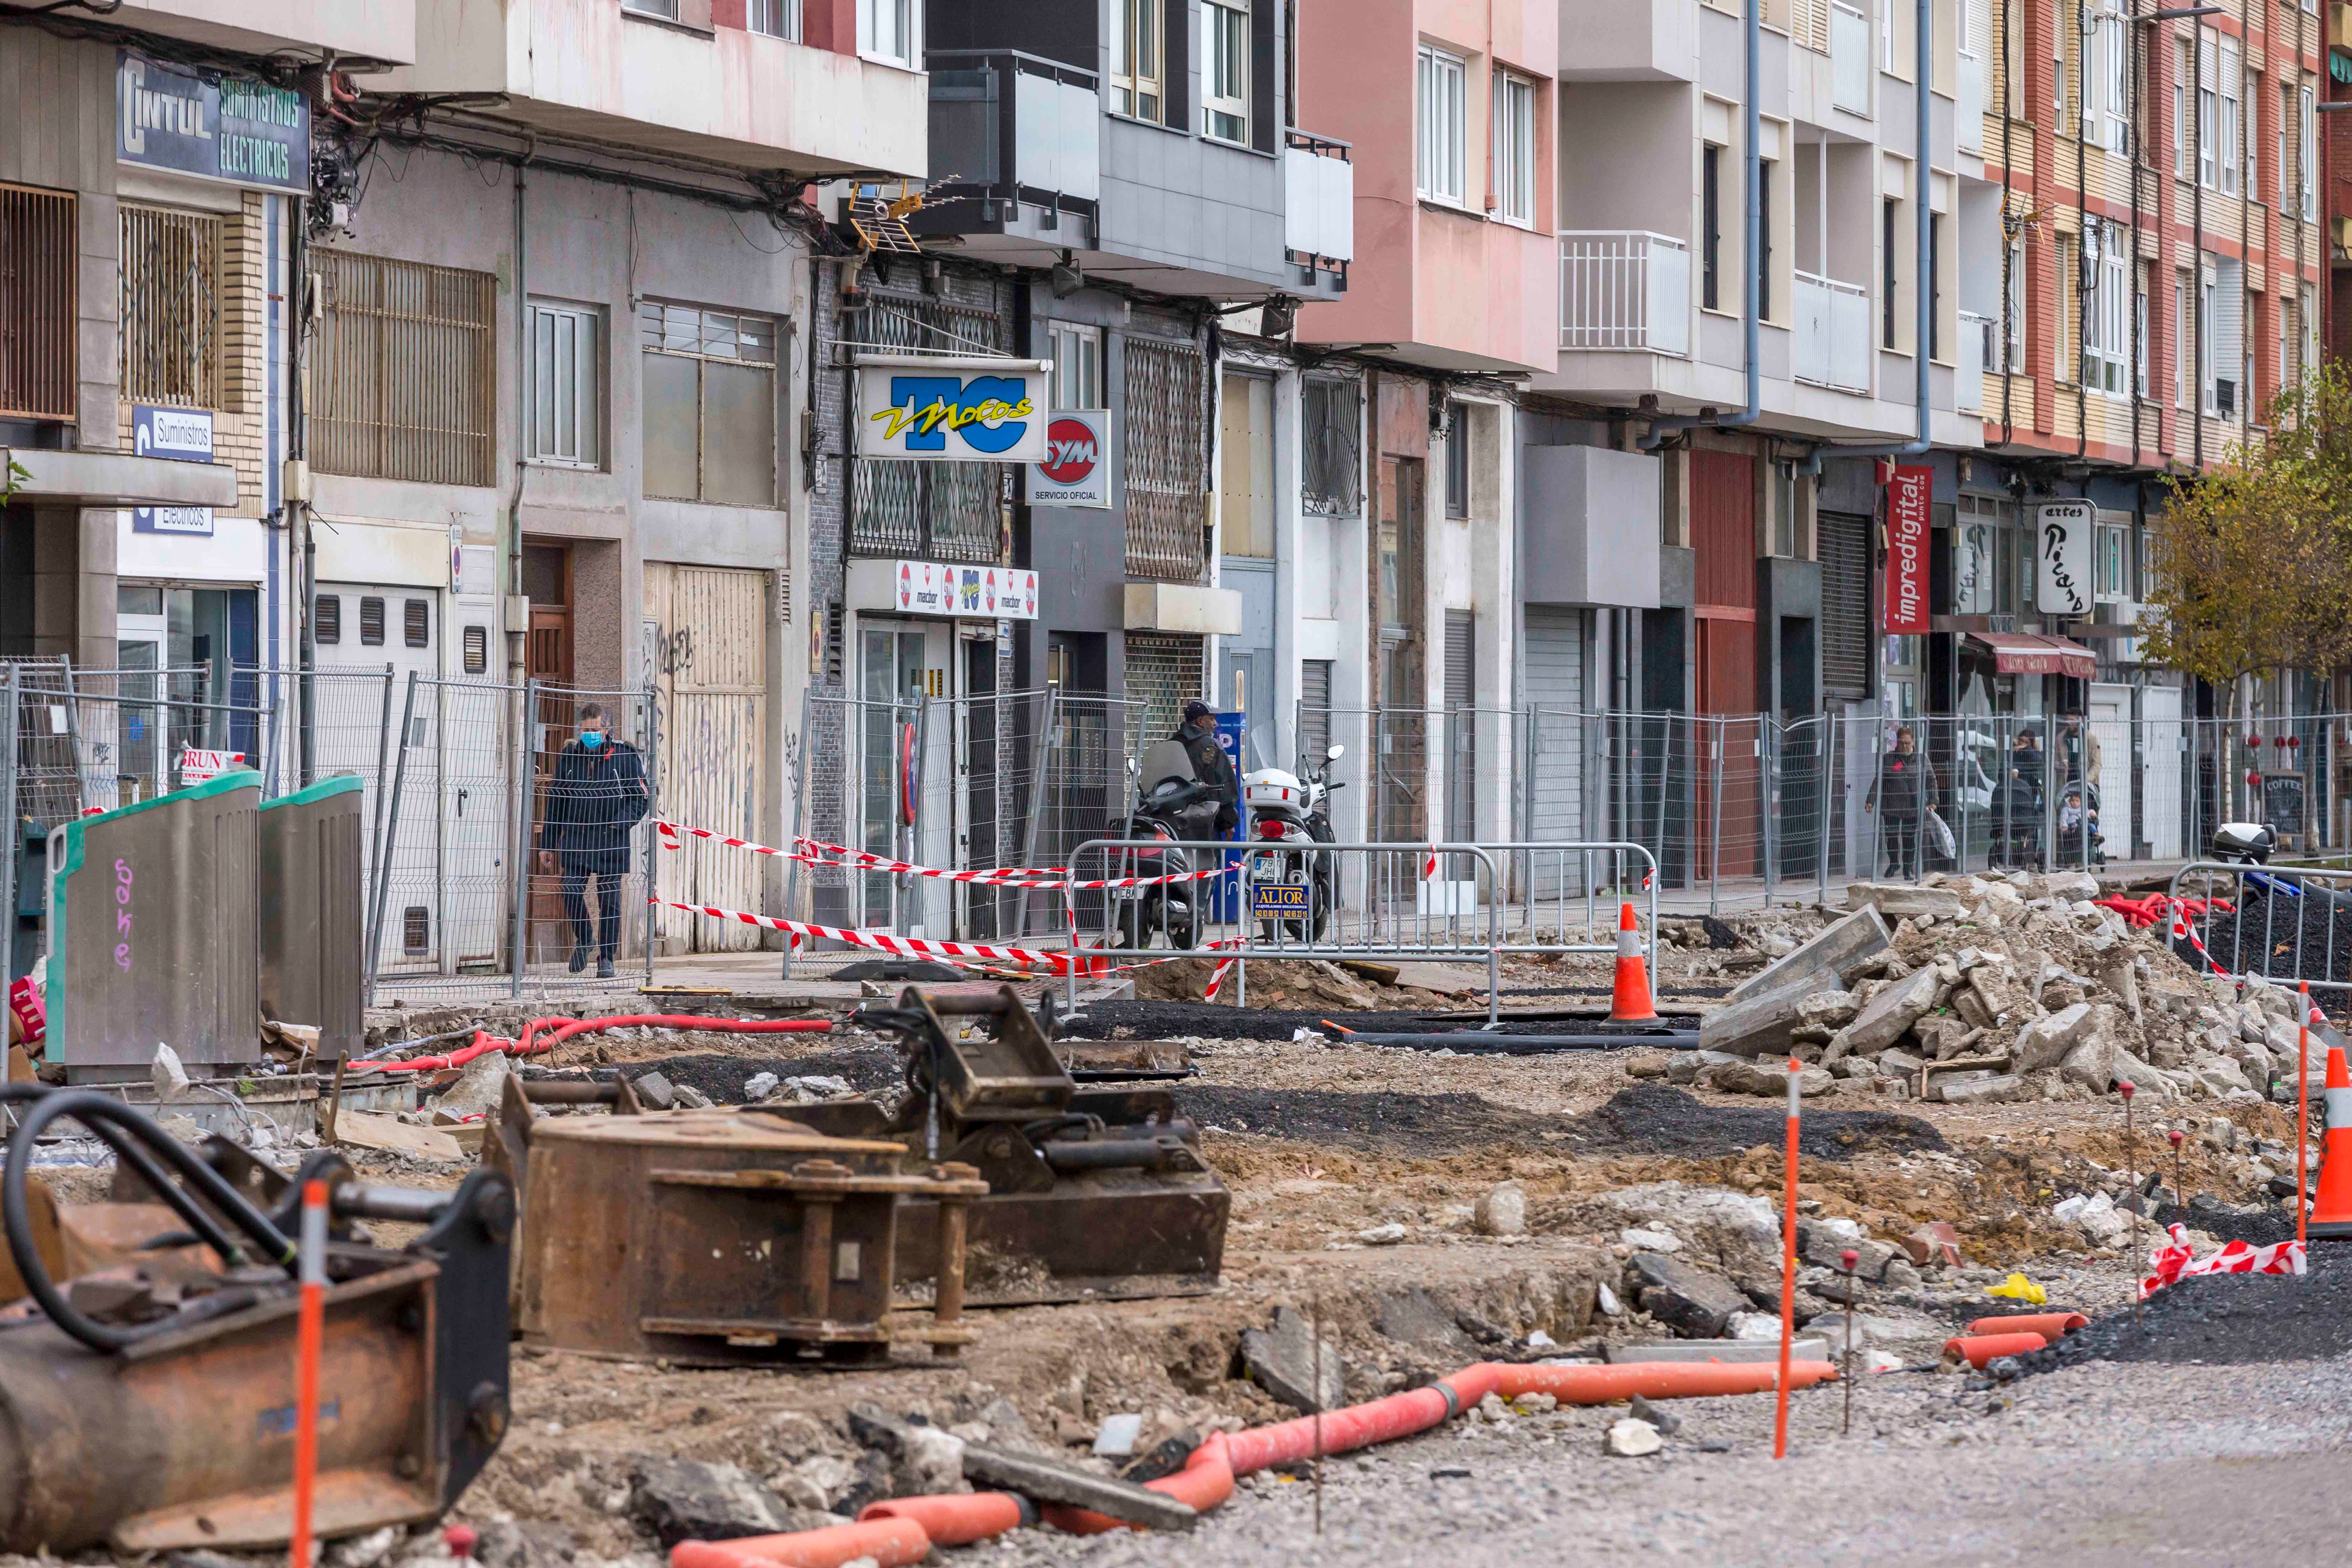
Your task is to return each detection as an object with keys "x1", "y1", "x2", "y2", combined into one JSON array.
[
  {"x1": 1027, "y1": 410, "x2": 1112, "y2": 507},
  {"x1": 2035, "y1": 501, "x2": 2093, "y2": 616},
  {"x1": 857, "y1": 356, "x2": 1052, "y2": 463}
]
